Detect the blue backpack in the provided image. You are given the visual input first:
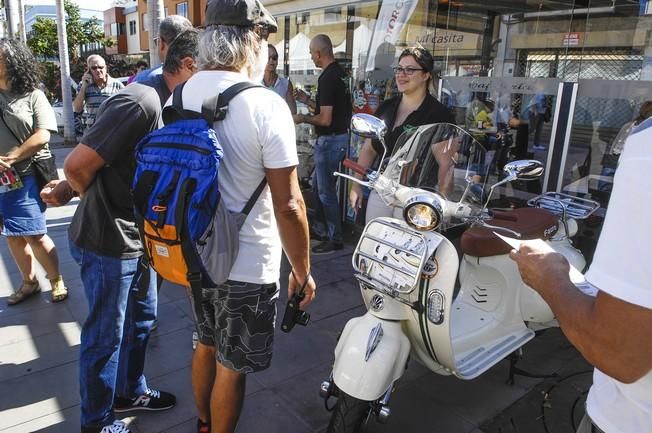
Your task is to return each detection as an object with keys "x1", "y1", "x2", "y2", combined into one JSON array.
[{"x1": 132, "y1": 81, "x2": 265, "y2": 296}]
